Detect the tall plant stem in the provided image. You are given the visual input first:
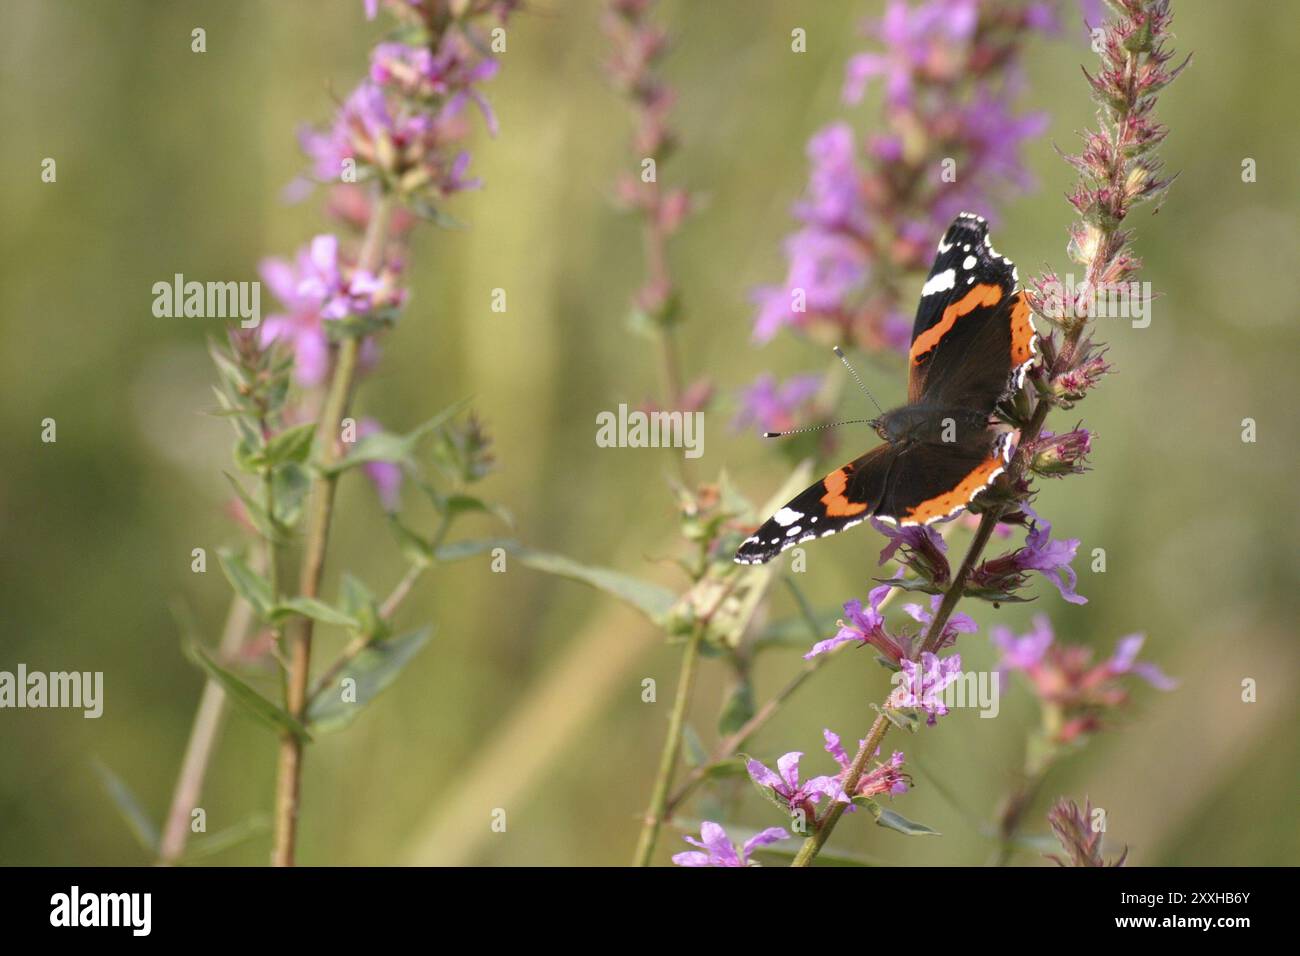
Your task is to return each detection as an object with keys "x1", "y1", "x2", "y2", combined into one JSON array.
[
  {"x1": 632, "y1": 622, "x2": 705, "y2": 866},
  {"x1": 271, "y1": 193, "x2": 393, "y2": 867},
  {"x1": 157, "y1": 570, "x2": 259, "y2": 864}
]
